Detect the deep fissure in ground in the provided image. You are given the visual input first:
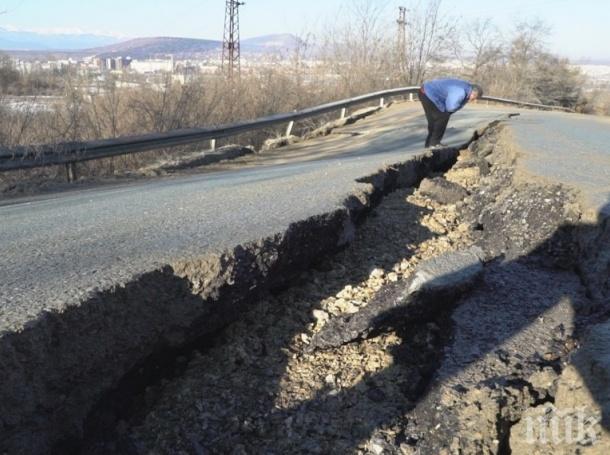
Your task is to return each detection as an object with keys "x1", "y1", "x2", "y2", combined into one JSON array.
[
  {"x1": 74, "y1": 152, "x2": 463, "y2": 453},
  {"x1": 77, "y1": 124, "x2": 609, "y2": 454}
]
